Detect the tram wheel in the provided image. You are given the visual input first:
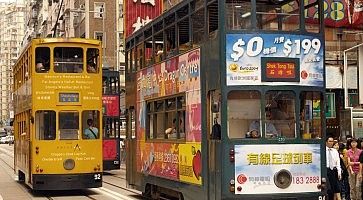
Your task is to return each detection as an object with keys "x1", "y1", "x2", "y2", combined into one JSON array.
[
  {"x1": 17, "y1": 170, "x2": 25, "y2": 182},
  {"x1": 142, "y1": 184, "x2": 152, "y2": 198},
  {"x1": 178, "y1": 192, "x2": 184, "y2": 200},
  {"x1": 151, "y1": 185, "x2": 160, "y2": 200}
]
